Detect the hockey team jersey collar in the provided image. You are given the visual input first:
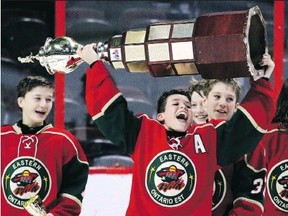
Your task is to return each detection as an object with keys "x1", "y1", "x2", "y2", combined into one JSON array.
[
  {"x1": 17, "y1": 120, "x2": 48, "y2": 134},
  {"x1": 166, "y1": 130, "x2": 186, "y2": 139}
]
